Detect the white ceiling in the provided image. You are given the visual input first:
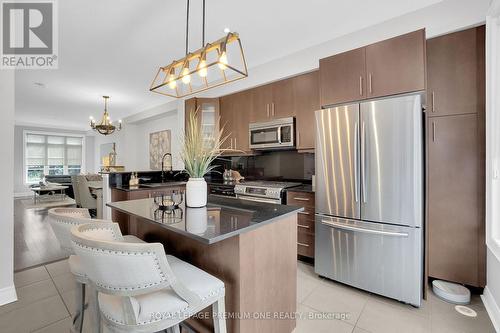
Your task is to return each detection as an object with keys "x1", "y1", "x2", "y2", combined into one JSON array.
[{"x1": 14, "y1": 0, "x2": 442, "y2": 130}]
